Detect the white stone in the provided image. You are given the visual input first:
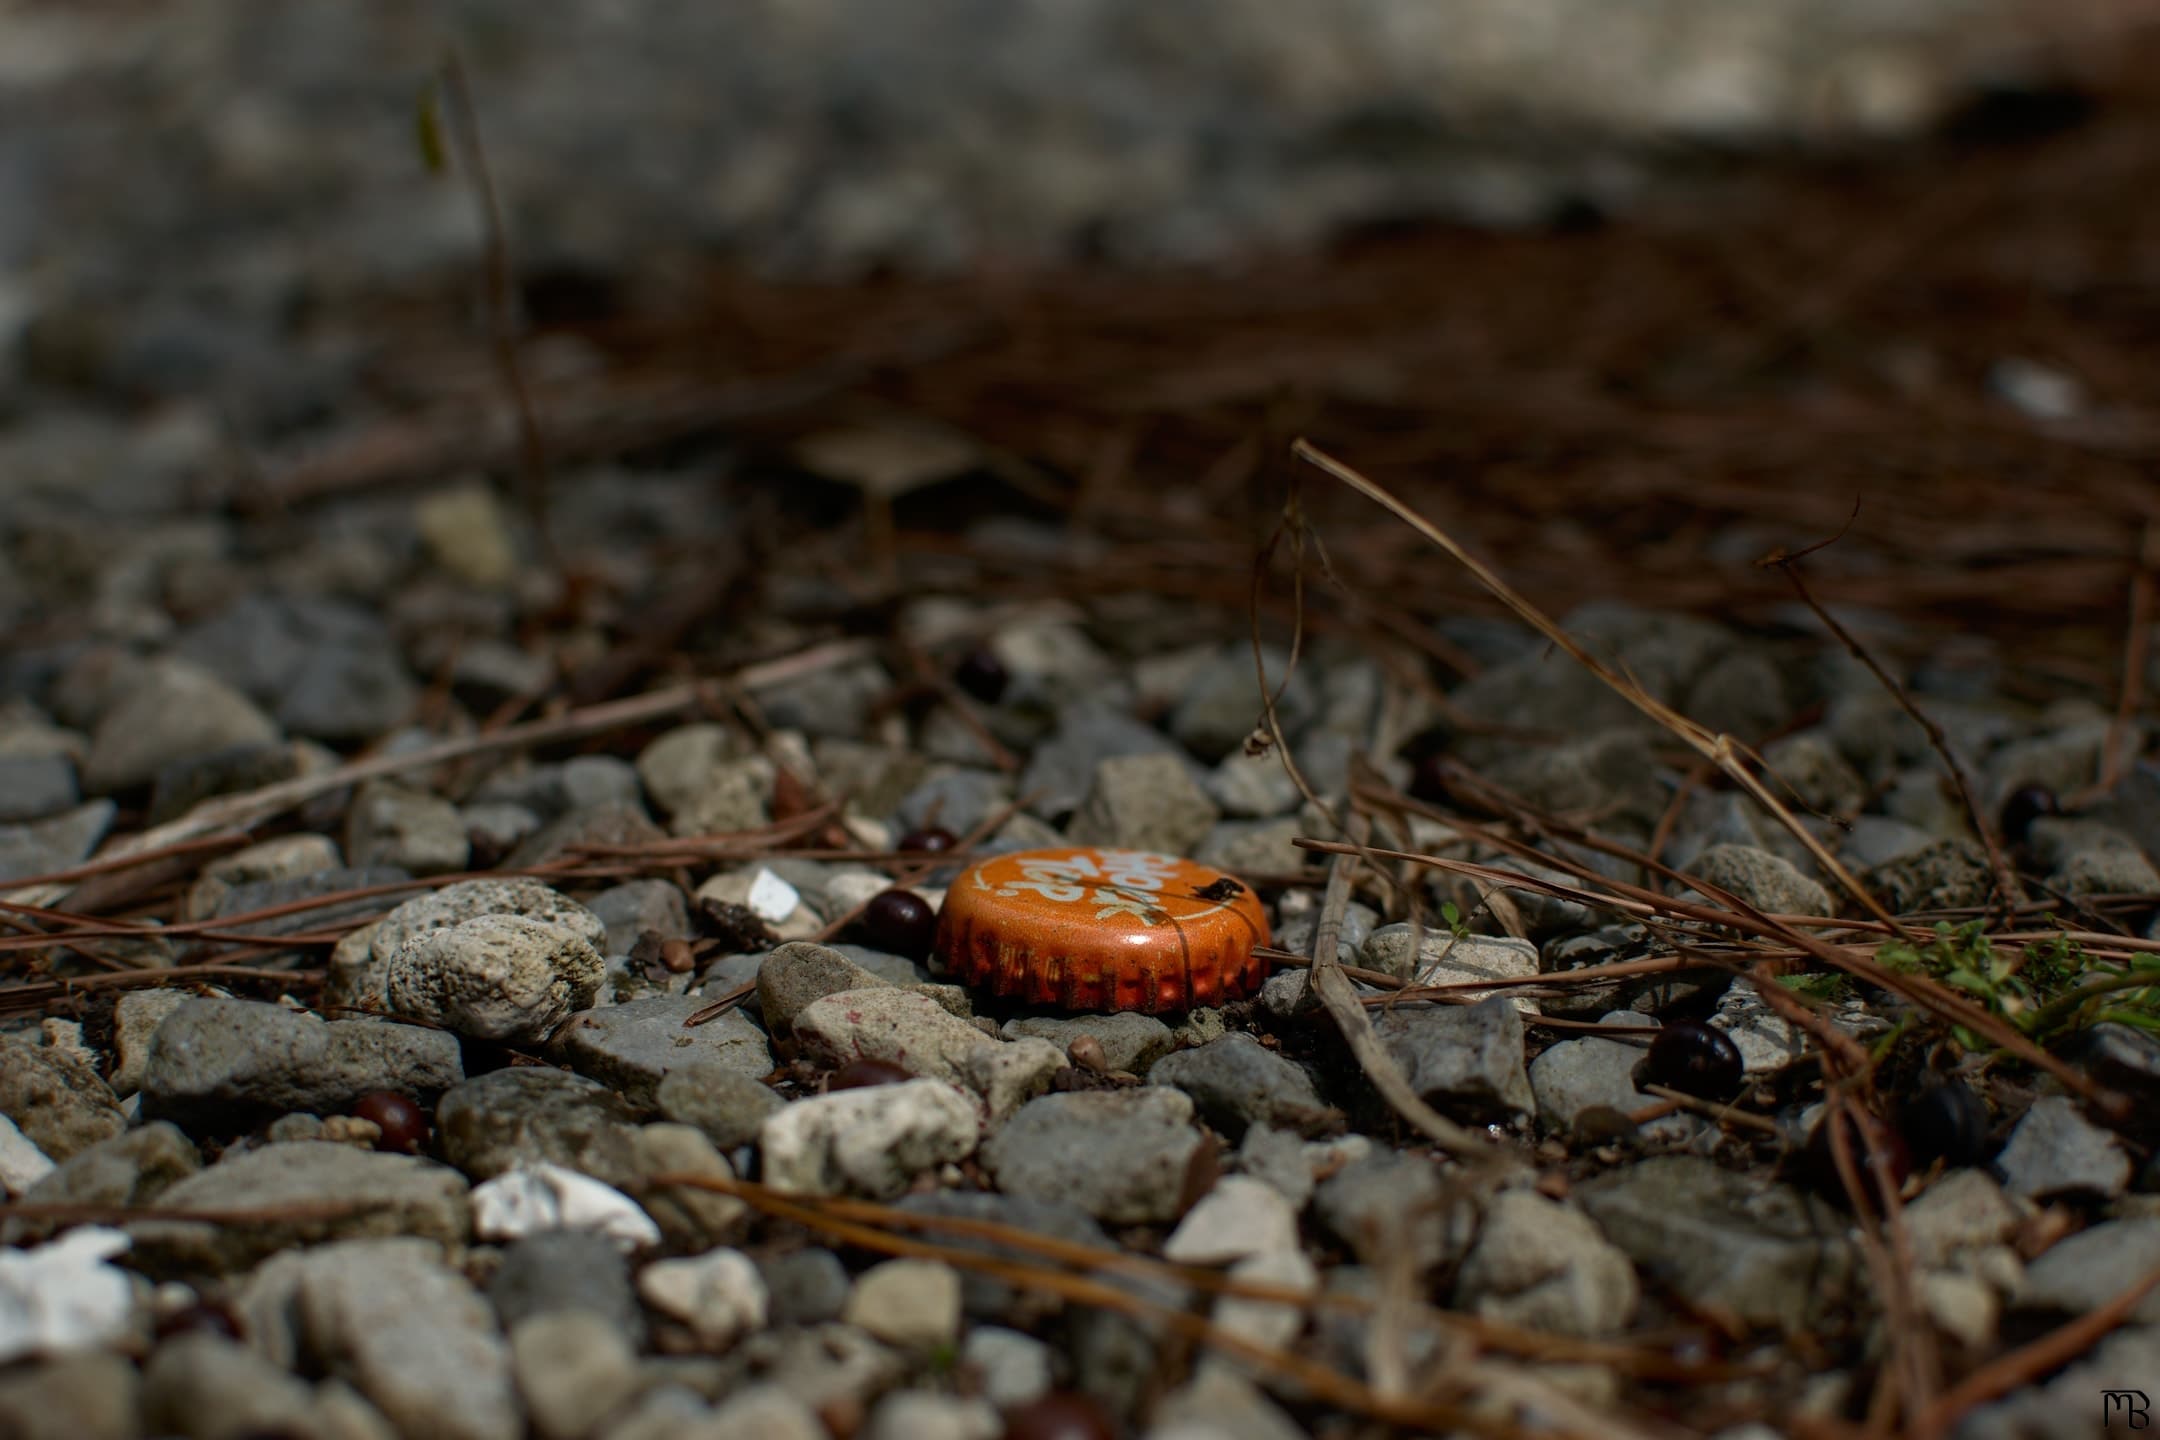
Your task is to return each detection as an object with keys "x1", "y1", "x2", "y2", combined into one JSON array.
[
  {"x1": 746, "y1": 868, "x2": 802, "y2": 925},
  {"x1": 1163, "y1": 1177, "x2": 1298, "y2": 1266},
  {"x1": 0, "y1": 1114, "x2": 54, "y2": 1197},
  {"x1": 843, "y1": 1259, "x2": 962, "y2": 1350},
  {"x1": 1209, "y1": 1246, "x2": 1316, "y2": 1353},
  {"x1": 960, "y1": 1327, "x2": 1052, "y2": 1408},
  {"x1": 1918, "y1": 1269, "x2": 1998, "y2": 1351},
  {"x1": 638, "y1": 1249, "x2": 768, "y2": 1349},
  {"x1": 759, "y1": 1080, "x2": 981, "y2": 1198},
  {"x1": 470, "y1": 1164, "x2": 661, "y2": 1253},
  {"x1": 0, "y1": 1227, "x2": 136, "y2": 1363},
  {"x1": 862, "y1": 1393, "x2": 999, "y2": 1440}
]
